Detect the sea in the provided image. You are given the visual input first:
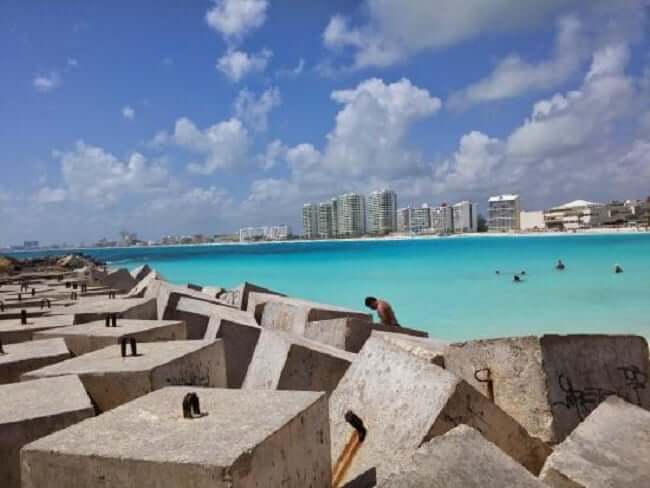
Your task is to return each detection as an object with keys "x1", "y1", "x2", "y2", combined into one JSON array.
[{"x1": 9, "y1": 233, "x2": 650, "y2": 341}]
